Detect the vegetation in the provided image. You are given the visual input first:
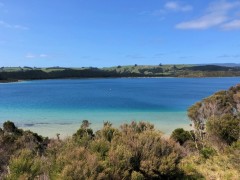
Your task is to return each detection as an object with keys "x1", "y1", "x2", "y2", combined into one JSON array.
[
  {"x1": 0, "y1": 84, "x2": 239, "y2": 179},
  {"x1": 0, "y1": 121, "x2": 48, "y2": 178},
  {"x1": 188, "y1": 84, "x2": 240, "y2": 143},
  {"x1": 1, "y1": 121, "x2": 185, "y2": 179},
  {"x1": 207, "y1": 114, "x2": 240, "y2": 145},
  {"x1": 1, "y1": 64, "x2": 240, "y2": 82},
  {"x1": 183, "y1": 84, "x2": 240, "y2": 179},
  {"x1": 170, "y1": 128, "x2": 194, "y2": 145}
]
